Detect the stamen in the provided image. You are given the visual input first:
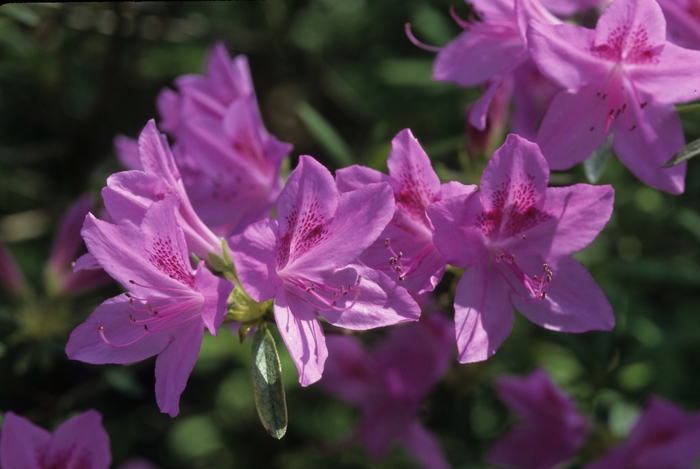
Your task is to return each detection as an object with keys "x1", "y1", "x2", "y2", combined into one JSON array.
[{"x1": 404, "y1": 23, "x2": 442, "y2": 52}]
